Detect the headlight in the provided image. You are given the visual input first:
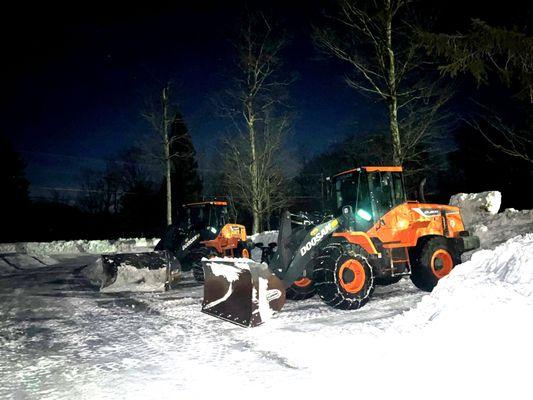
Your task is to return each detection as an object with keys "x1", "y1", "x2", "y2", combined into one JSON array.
[
  {"x1": 210, "y1": 227, "x2": 217, "y2": 234},
  {"x1": 357, "y1": 208, "x2": 372, "y2": 221}
]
